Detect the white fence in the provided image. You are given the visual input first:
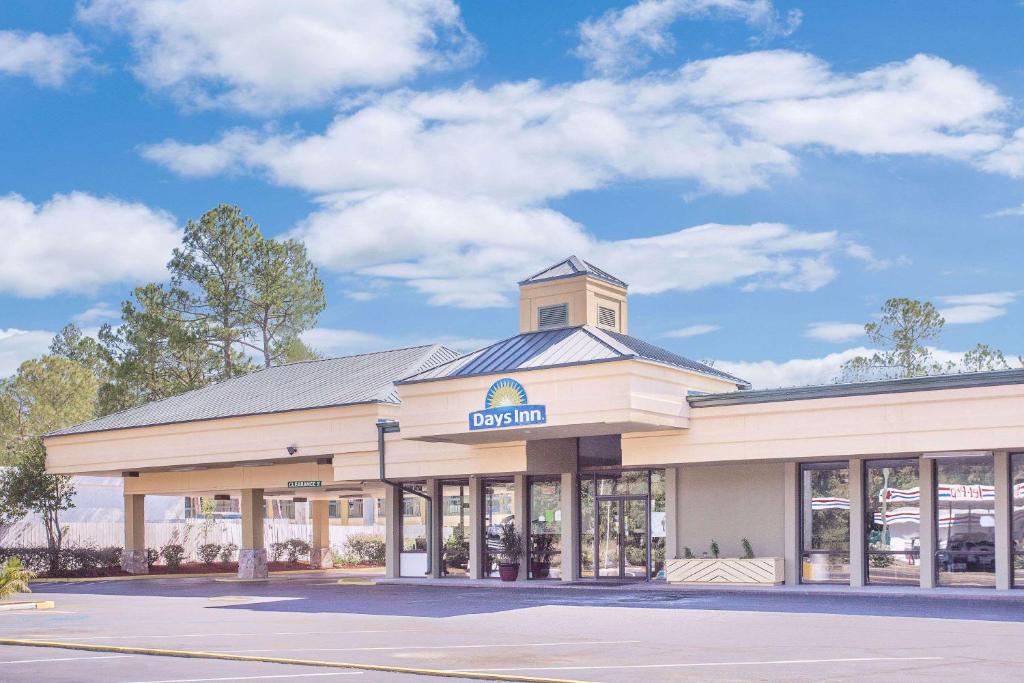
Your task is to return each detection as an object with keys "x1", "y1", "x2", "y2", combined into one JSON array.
[{"x1": 0, "y1": 519, "x2": 384, "y2": 560}]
